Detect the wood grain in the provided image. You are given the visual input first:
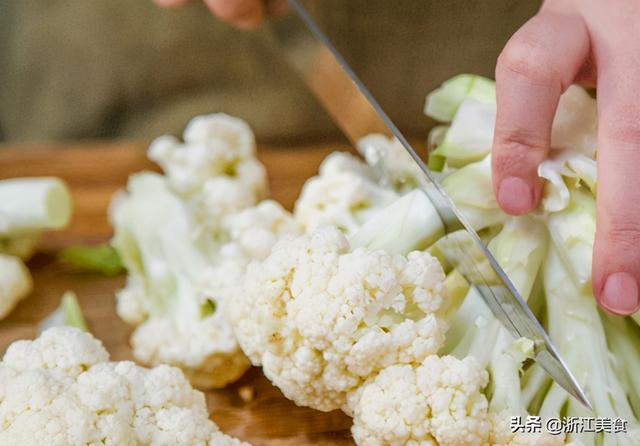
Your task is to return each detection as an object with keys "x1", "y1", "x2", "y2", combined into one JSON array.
[{"x1": 0, "y1": 141, "x2": 356, "y2": 445}]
